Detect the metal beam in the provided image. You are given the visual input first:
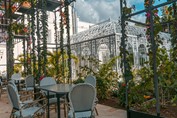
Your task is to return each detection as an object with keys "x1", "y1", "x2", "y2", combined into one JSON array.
[{"x1": 126, "y1": 0, "x2": 177, "y2": 18}]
